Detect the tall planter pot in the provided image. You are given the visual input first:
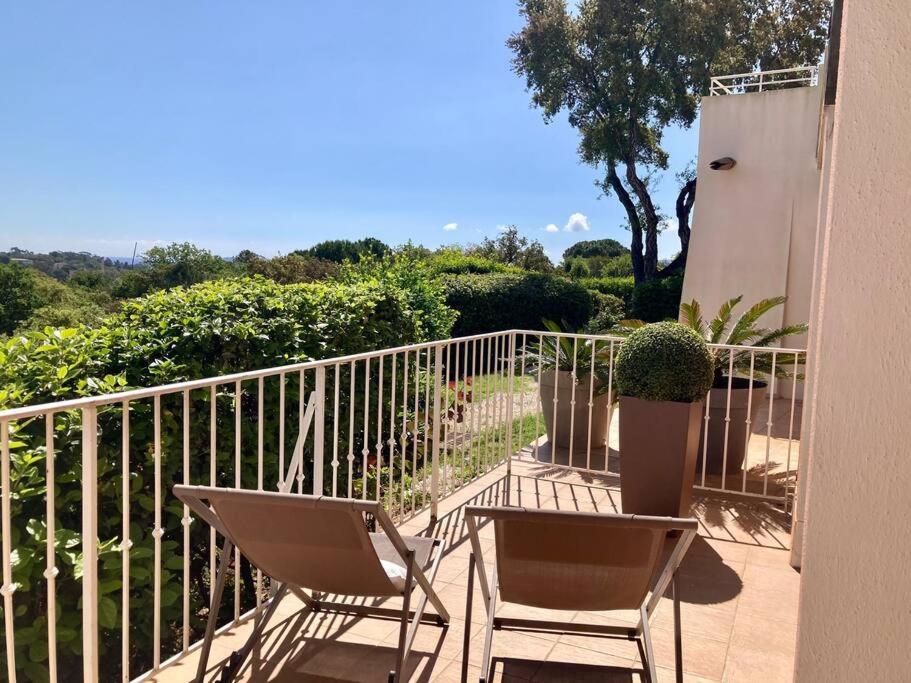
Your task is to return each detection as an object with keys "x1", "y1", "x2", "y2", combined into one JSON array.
[
  {"x1": 539, "y1": 370, "x2": 610, "y2": 451},
  {"x1": 619, "y1": 396, "x2": 703, "y2": 517},
  {"x1": 697, "y1": 379, "x2": 768, "y2": 475}
]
